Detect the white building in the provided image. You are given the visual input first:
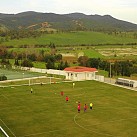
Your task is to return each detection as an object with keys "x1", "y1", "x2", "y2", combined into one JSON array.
[{"x1": 64, "y1": 66, "x2": 98, "y2": 81}]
